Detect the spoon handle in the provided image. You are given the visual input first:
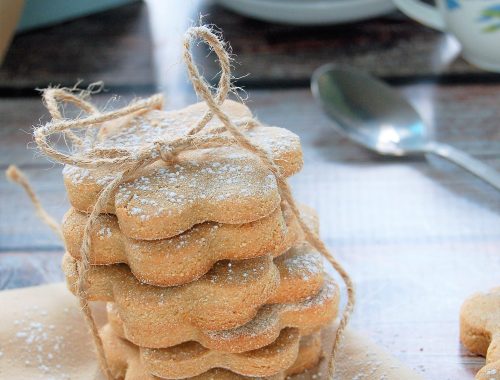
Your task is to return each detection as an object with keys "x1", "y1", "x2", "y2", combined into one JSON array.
[{"x1": 425, "y1": 142, "x2": 500, "y2": 191}]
